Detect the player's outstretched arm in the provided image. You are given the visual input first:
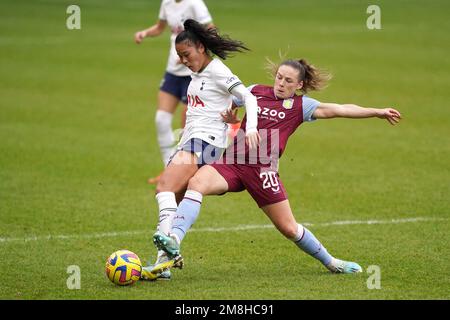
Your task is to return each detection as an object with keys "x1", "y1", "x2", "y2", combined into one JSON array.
[
  {"x1": 313, "y1": 103, "x2": 402, "y2": 125},
  {"x1": 134, "y1": 20, "x2": 167, "y2": 44}
]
